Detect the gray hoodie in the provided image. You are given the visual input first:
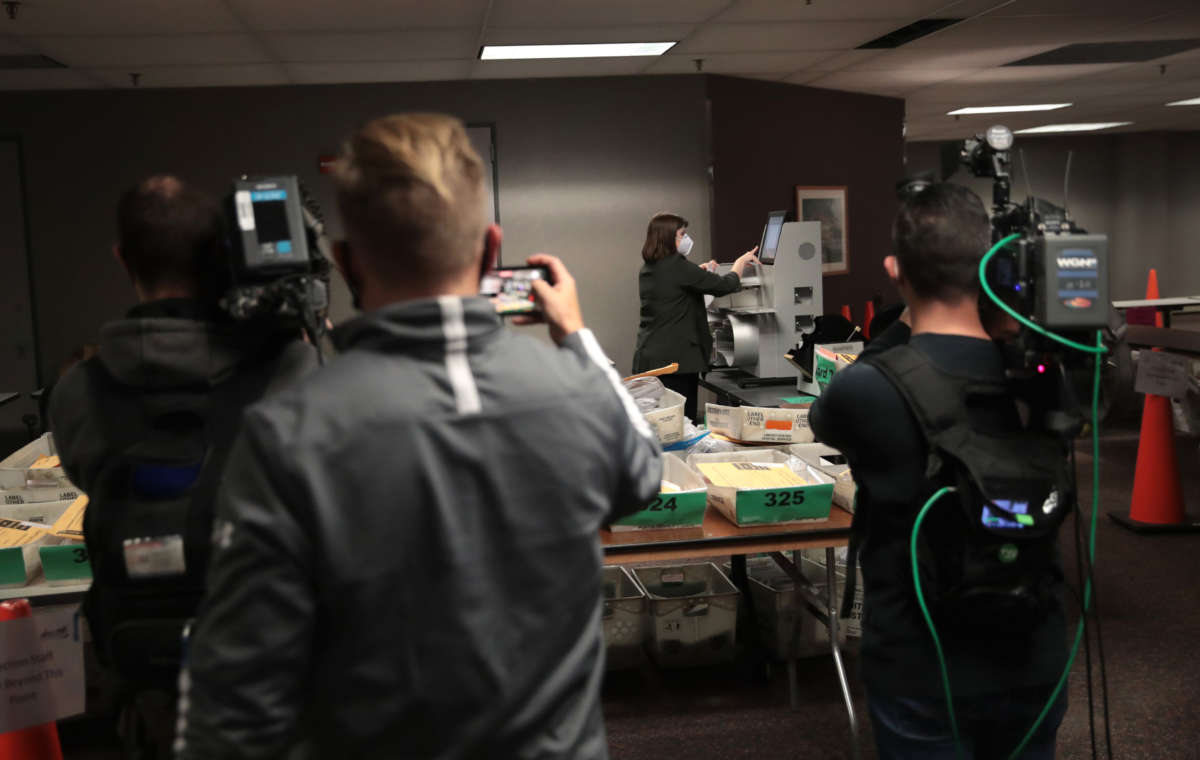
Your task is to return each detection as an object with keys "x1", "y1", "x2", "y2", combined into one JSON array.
[{"x1": 175, "y1": 296, "x2": 662, "y2": 760}]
